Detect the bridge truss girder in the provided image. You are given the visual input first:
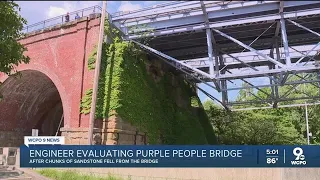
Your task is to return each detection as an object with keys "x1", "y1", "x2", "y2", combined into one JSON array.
[{"x1": 110, "y1": 1, "x2": 320, "y2": 110}]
